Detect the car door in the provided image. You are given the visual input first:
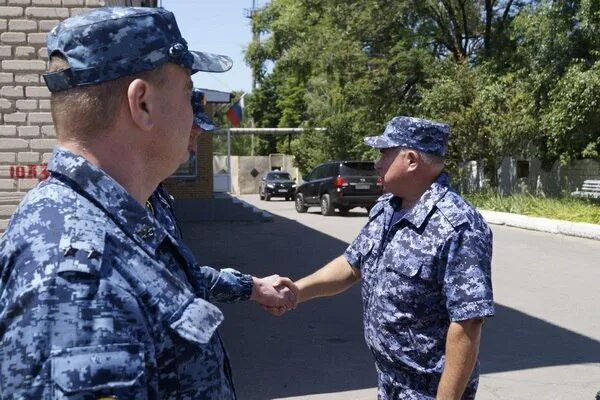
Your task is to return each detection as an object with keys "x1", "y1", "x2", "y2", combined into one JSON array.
[{"x1": 304, "y1": 165, "x2": 326, "y2": 204}]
